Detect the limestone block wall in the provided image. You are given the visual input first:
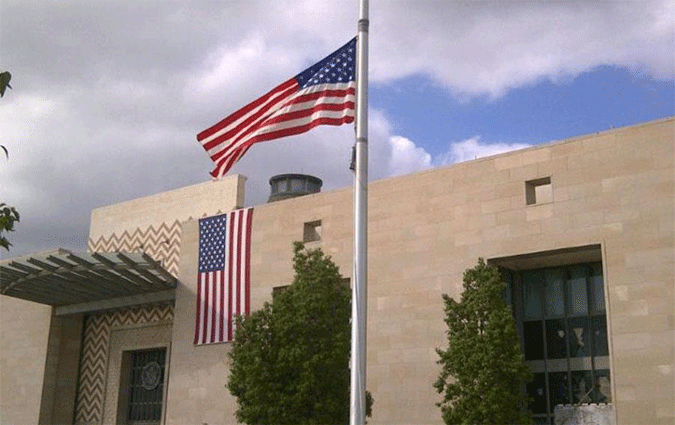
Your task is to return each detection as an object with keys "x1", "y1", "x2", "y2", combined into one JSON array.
[
  {"x1": 89, "y1": 175, "x2": 245, "y2": 243},
  {"x1": 229, "y1": 118, "x2": 673, "y2": 424},
  {"x1": 0, "y1": 296, "x2": 52, "y2": 425},
  {"x1": 165, "y1": 219, "x2": 240, "y2": 424},
  {"x1": 38, "y1": 314, "x2": 84, "y2": 425},
  {"x1": 88, "y1": 175, "x2": 246, "y2": 276},
  {"x1": 0, "y1": 177, "x2": 247, "y2": 425},
  {"x1": 145, "y1": 117, "x2": 673, "y2": 424},
  {"x1": 72, "y1": 177, "x2": 246, "y2": 425}
]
